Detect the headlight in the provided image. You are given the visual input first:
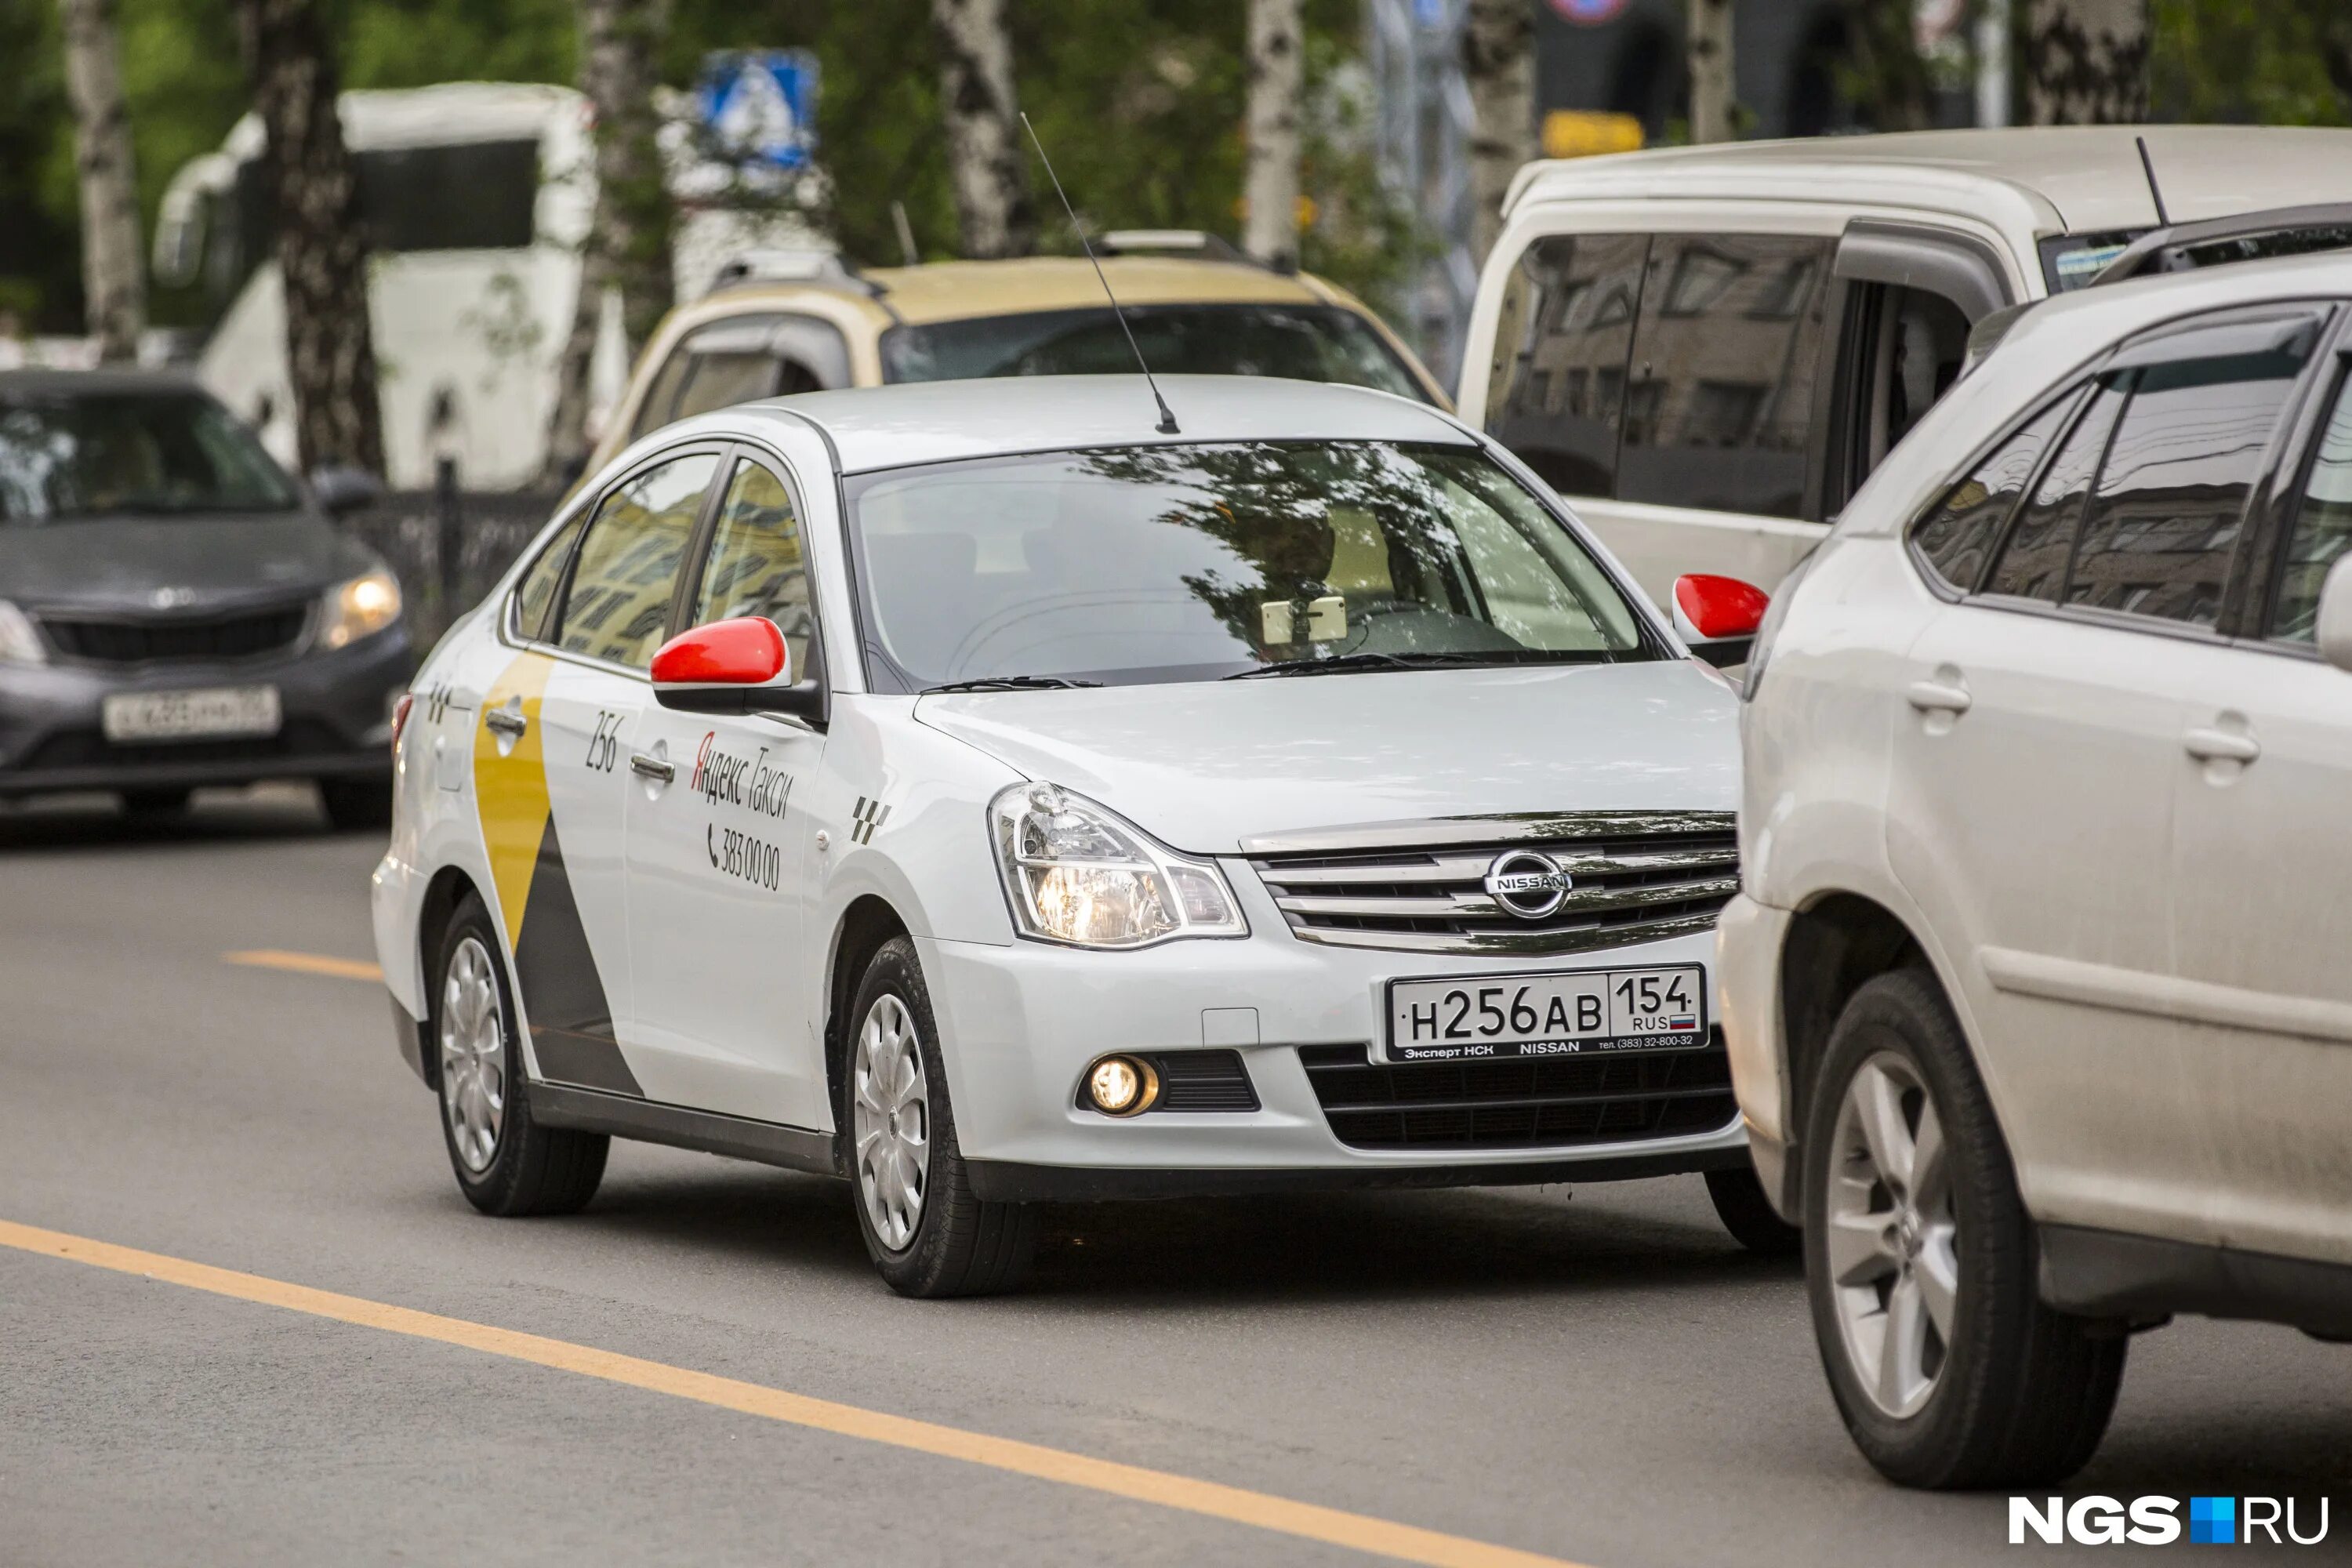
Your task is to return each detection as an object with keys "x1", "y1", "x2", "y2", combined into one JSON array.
[
  {"x1": 321, "y1": 568, "x2": 402, "y2": 650},
  {"x1": 988, "y1": 782, "x2": 1247, "y2": 949},
  {"x1": 0, "y1": 601, "x2": 46, "y2": 666}
]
